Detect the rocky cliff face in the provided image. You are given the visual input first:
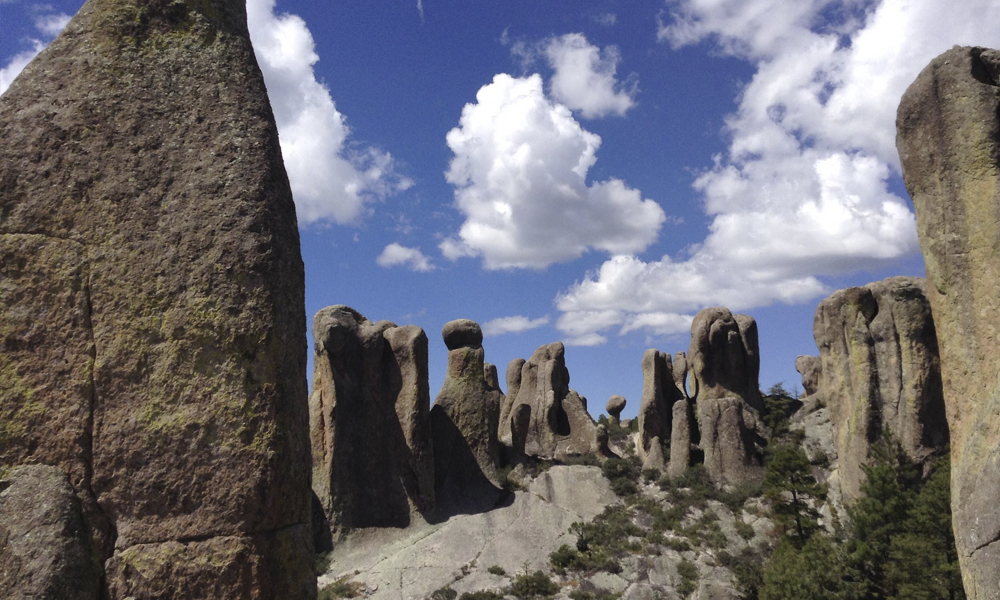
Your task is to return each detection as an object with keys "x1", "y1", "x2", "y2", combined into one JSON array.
[
  {"x1": 812, "y1": 277, "x2": 948, "y2": 501},
  {"x1": 310, "y1": 307, "x2": 435, "y2": 537},
  {"x1": 0, "y1": 0, "x2": 314, "y2": 596},
  {"x1": 897, "y1": 45, "x2": 1000, "y2": 599}
]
